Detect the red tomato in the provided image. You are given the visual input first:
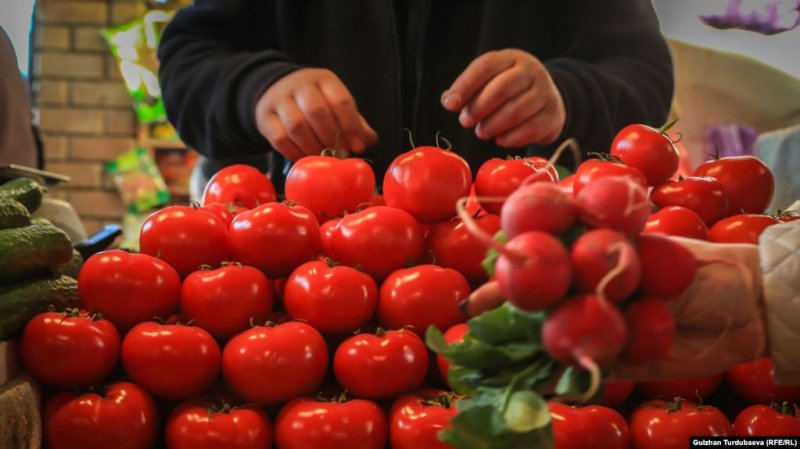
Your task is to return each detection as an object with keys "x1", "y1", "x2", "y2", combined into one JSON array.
[
  {"x1": 331, "y1": 206, "x2": 425, "y2": 279},
  {"x1": 610, "y1": 123, "x2": 680, "y2": 186},
  {"x1": 559, "y1": 174, "x2": 575, "y2": 195},
  {"x1": 122, "y1": 322, "x2": 220, "y2": 400},
  {"x1": 383, "y1": 146, "x2": 472, "y2": 223},
  {"x1": 140, "y1": 205, "x2": 229, "y2": 278},
  {"x1": 637, "y1": 374, "x2": 723, "y2": 400},
  {"x1": 320, "y1": 219, "x2": 339, "y2": 257},
  {"x1": 276, "y1": 397, "x2": 387, "y2": 449},
  {"x1": 650, "y1": 176, "x2": 729, "y2": 227},
  {"x1": 572, "y1": 159, "x2": 648, "y2": 196},
  {"x1": 223, "y1": 322, "x2": 328, "y2": 405},
  {"x1": 427, "y1": 212, "x2": 501, "y2": 283},
  {"x1": 369, "y1": 193, "x2": 387, "y2": 207},
  {"x1": 378, "y1": 265, "x2": 469, "y2": 336},
  {"x1": 285, "y1": 155, "x2": 376, "y2": 220},
  {"x1": 630, "y1": 399, "x2": 731, "y2": 448},
  {"x1": 725, "y1": 359, "x2": 800, "y2": 404},
  {"x1": 78, "y1": 250, "x2": 180, "y2": 331},
  {"x1": 693, "y1": 156, "x2": 774, "y2": 215},
  {"x1": 601, "y1": 380, "x2": 636, "y2": 408},
  {"x1": 21, "y1": 309, "x2": 119, "y2": 388},
  {"x1": 733, "y1": 404, "x2": 800, "y2": 436},
  {"x1": 166, "y1": 401, "x2": 273, "y2": 449},
  {"x1": 199, "y1": 202, "x2": 234, "y2": 226},
  {"x1": 548, "y1": 402, "x2": 631, "y2": 449},
  {"x1": 390, "y1": 390, "x2": 457, "y2": 449},
  {"x1": 229, "y1": 202, "x2": 322, "y2": 278},
  {"x1": 708, "y1": 214, "x2": 779, "y2": 244},
  {"x1": 437, "y1": 323, "x2": 469, "y2": 385},
  {"x1": 334, "y1": 329, "x2": 429, "y2": 399},
  {"x1": 474, "y1": 156, "x2": 558, "y2": 215},
  {"x1": 644, "y1": 206, "x2": 709, "y2": 240},
  {"x1": 202, "y1": 164, "x2": 276, "y2": 209},
  {"x1": 284, "y1": 260, "x2": 378, "y2": 335},
  {"x1": 44, "y1": 381, "x2": 158, "y2": 449},
  {"x1": 180, "y1": 264, "x2": 274, "y2": 340}
]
